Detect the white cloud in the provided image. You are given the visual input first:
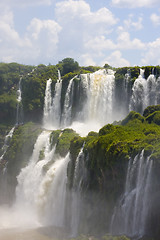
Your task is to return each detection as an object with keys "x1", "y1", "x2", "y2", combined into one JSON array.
[
  {"x1": 111, "y1": 0, "x2": 160, "y2": 8},
  {"x1": 124, "y1": 15, "x2": 143, "y2": 30},
  {"x1": 150, "y1": 13, "x2": 160, "y2": 26},
  {"x1": 117, "y1": 31, "x2": 145, "y2": 49},
  {"x1": 79, "y1": 54, "x2": 96, "y2": 66},
  {"x1": 54, "y1": 0, "x2": 118, "y2": 63},
  {"x1": 141, "y1": 38, "x2": 160, "y2": 65},
  {"x1": 55, "y1": 0, "x2": 118, "y2": 32},
  {"x1": 0, "y1": 6, "x2": 61, "y2": 64},
  {"x1": 101, "y1": 51, "x2": 130, "y2": 67},
  {"x1": 0, "y1": 0, "x2": 52, "y2": 8},
  {"x1": 84, "y1": 36, "x2": 116, "y2": 51}
]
